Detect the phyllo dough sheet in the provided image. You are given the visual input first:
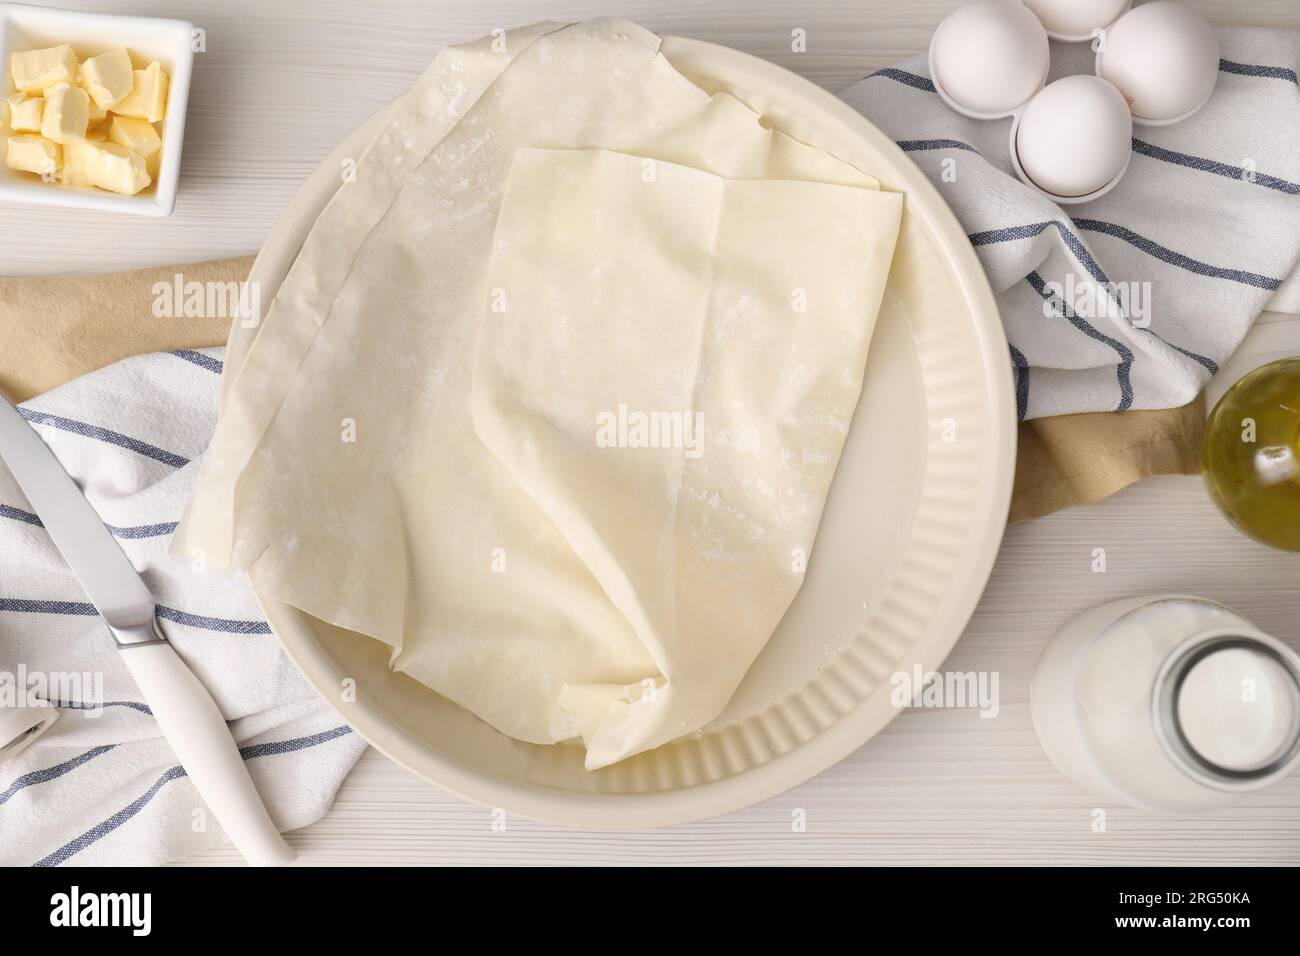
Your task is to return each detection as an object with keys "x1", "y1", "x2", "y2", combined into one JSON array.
[
  {"x1": 473, "y1": 148, "x2": 901, "y2": 765},
  {"x1": 173, "y1": 18, "x2": 902, "y2": 768}
]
